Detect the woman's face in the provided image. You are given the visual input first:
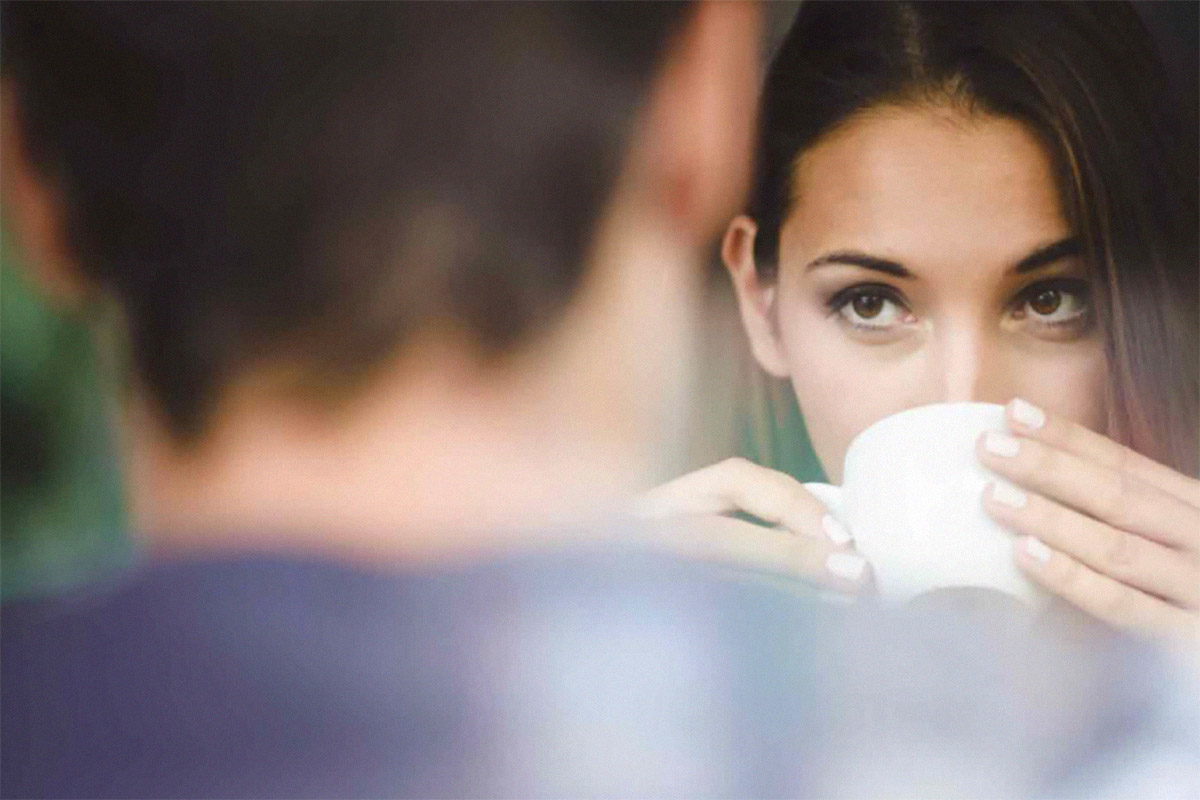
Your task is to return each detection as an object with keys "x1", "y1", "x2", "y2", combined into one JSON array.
[{"x1": 726, "y1": 105, "x2": 1108, "y2": 482}]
